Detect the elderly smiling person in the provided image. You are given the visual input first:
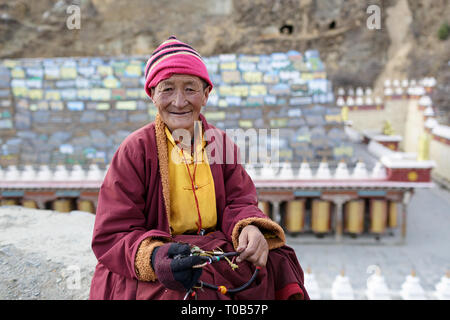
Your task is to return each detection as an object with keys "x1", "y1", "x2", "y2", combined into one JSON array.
[{"x1": 89, "y1": 36, "x2": 309, "y2": 300}]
